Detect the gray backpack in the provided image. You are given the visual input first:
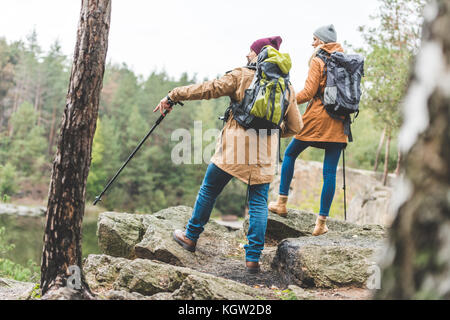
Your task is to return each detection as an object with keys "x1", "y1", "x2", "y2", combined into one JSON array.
[{"x1": 316, "y1": 49, "x2": 365, "y2": 142}]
